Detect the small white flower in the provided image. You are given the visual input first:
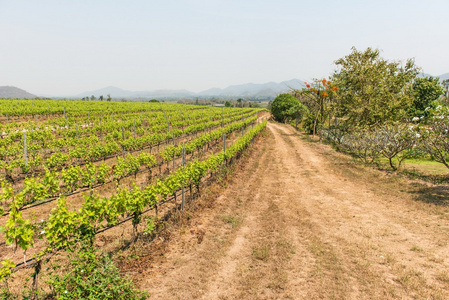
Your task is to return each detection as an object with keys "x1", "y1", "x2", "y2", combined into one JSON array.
[
  {"x1": 65, "y1": 290, "x2": 68, "y2": 294},
  {"x1": 40, "y1": 230, "x2": 45, "y2": 235},
  {"x1": 40, "y1": 219, "x2": 44, "y2": 223},
  {"x1": 412, "y1": 117, "x2": 420, "y2": 122},
  {"x1": 416, "y1": 133, "x2": 421, "y2": 138}
]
